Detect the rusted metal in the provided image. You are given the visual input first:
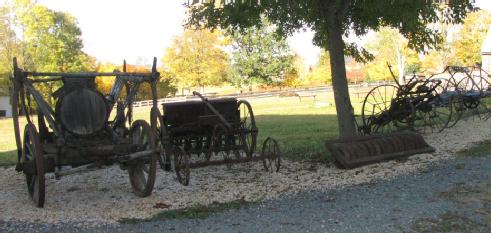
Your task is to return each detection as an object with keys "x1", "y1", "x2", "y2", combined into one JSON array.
[
  {"x1": 326, "y1": 132, "x2": 435, "y2": 169},
  {"x1": 11, "y1": 57, "x2": 161, "y2": 207}
]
